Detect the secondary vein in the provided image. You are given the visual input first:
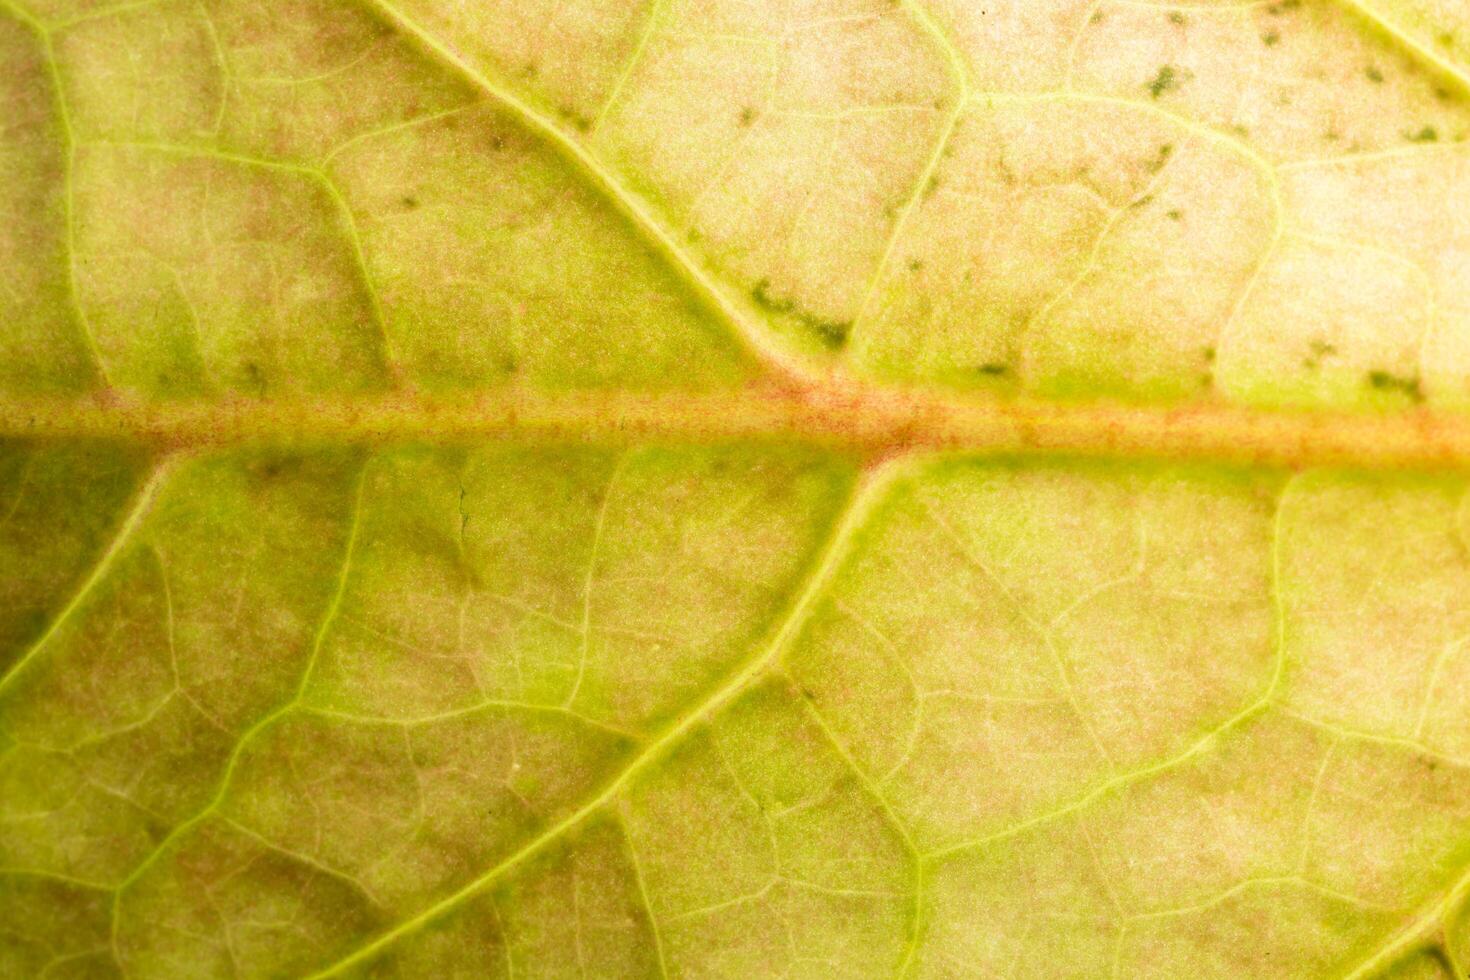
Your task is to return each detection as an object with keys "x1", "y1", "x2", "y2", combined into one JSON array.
[{"x1": 303, "y1": 457, "x2": 906, "y2": 976}]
